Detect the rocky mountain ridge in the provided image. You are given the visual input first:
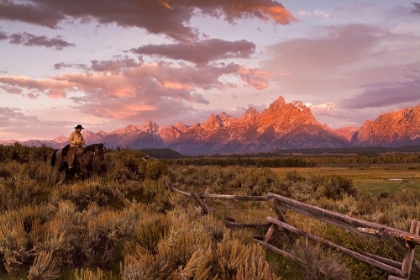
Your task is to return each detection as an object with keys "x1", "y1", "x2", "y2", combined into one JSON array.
[{"x1": 2, "y1": 97, "x2": 419, "y2": 154}]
